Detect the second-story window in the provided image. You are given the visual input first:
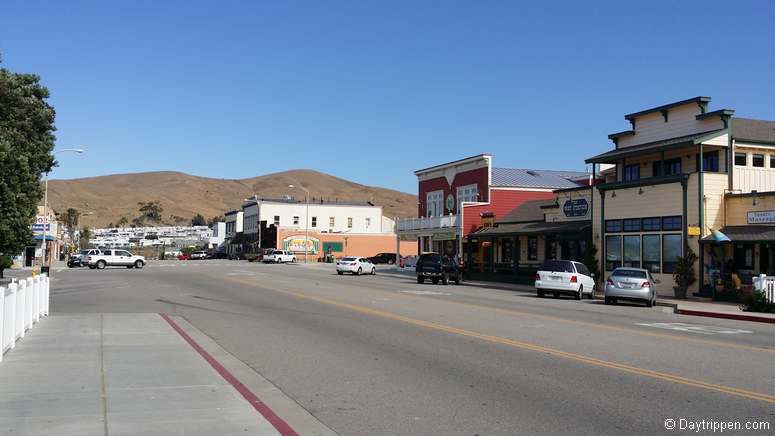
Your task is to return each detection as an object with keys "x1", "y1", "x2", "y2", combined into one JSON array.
[
  {"x1": 293, "y1": 216, "x2": 299, "y2": 225},
  {"x1": 456, "y1": 185, "x2": 478, "y2": 212},
  {"x1": 427, "y1": 191, "x2": 443, "y2": 217},
  {"x1": 329, "y1": 217, "x2": 335, "y2": 228},
  {"x1": 698, "y1": 151, "x2": 719, "y2": 172},
  {"x1": 735, "y1": 152, "x2": 747, "y2": 166},
  {"x1": 347, "y1": 217, "x2": 353, "y2": 228},
  {"x1": 365, "y1": 217, "x2": 371, "y2": 228},
  {"x1": 311, "y1": 217, "x2": 317, "y2": 228},
  {"x1": 753, "y1": 154, "x2": 765, "y2": 168},
  {"x1": 653, "y1": 159, "x2": 681, "y2": 176},
  {"x1": 273, "y1": 216, "x2": 280, "y2": 226},
  {"x1": 623, "y1": 164, "x2": 640, "y2": 181}
]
